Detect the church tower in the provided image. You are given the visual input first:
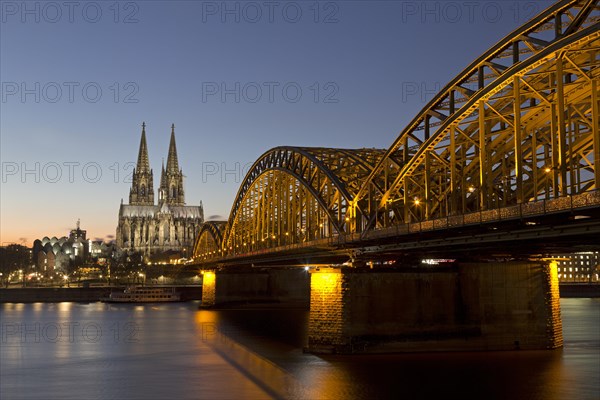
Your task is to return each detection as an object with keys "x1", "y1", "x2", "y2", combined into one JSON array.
[
  {"x1": 117, "y1": 122, "x2": 202, "y2": 259},
  {"x1": 129, "y1": 122, "x2": 155, "y2": 206},
  {"x1": 159, "y1": 124, "x2": 185, "y2": 205}
]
